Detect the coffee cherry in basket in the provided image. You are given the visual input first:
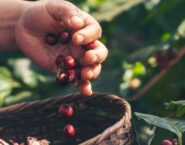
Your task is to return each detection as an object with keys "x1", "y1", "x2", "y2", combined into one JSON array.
[
  {"x1": 64, "y1": 124, "x2": 76, "y2": 137},
  {"x1": 59, "y1": 31, "x2": 71, "y2": 44},
  {"x1": 82, "y1": 41, "x2": 96, "y2": 50},
  {"x1": 161, "y1": 139, "x2": 173, "y2": 145},
  {"x1": 45, "y1": 33, "x2": 58, "y2": 46},
  {"x1": 59, "y1": 104, "x2": 74, "y2": 117}
]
